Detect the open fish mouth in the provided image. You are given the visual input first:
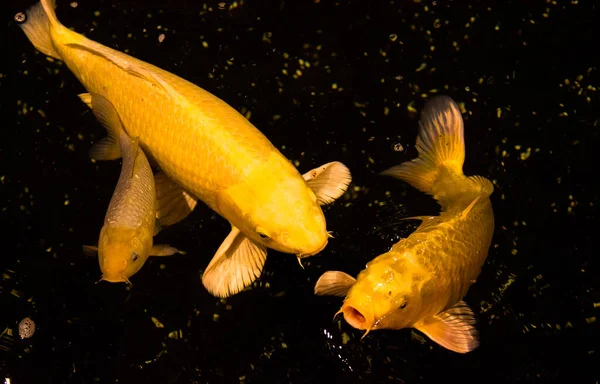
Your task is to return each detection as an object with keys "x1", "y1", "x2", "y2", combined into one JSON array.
[{"x1": 340, "y1": 304, "x2": 373, "y2": 339}]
